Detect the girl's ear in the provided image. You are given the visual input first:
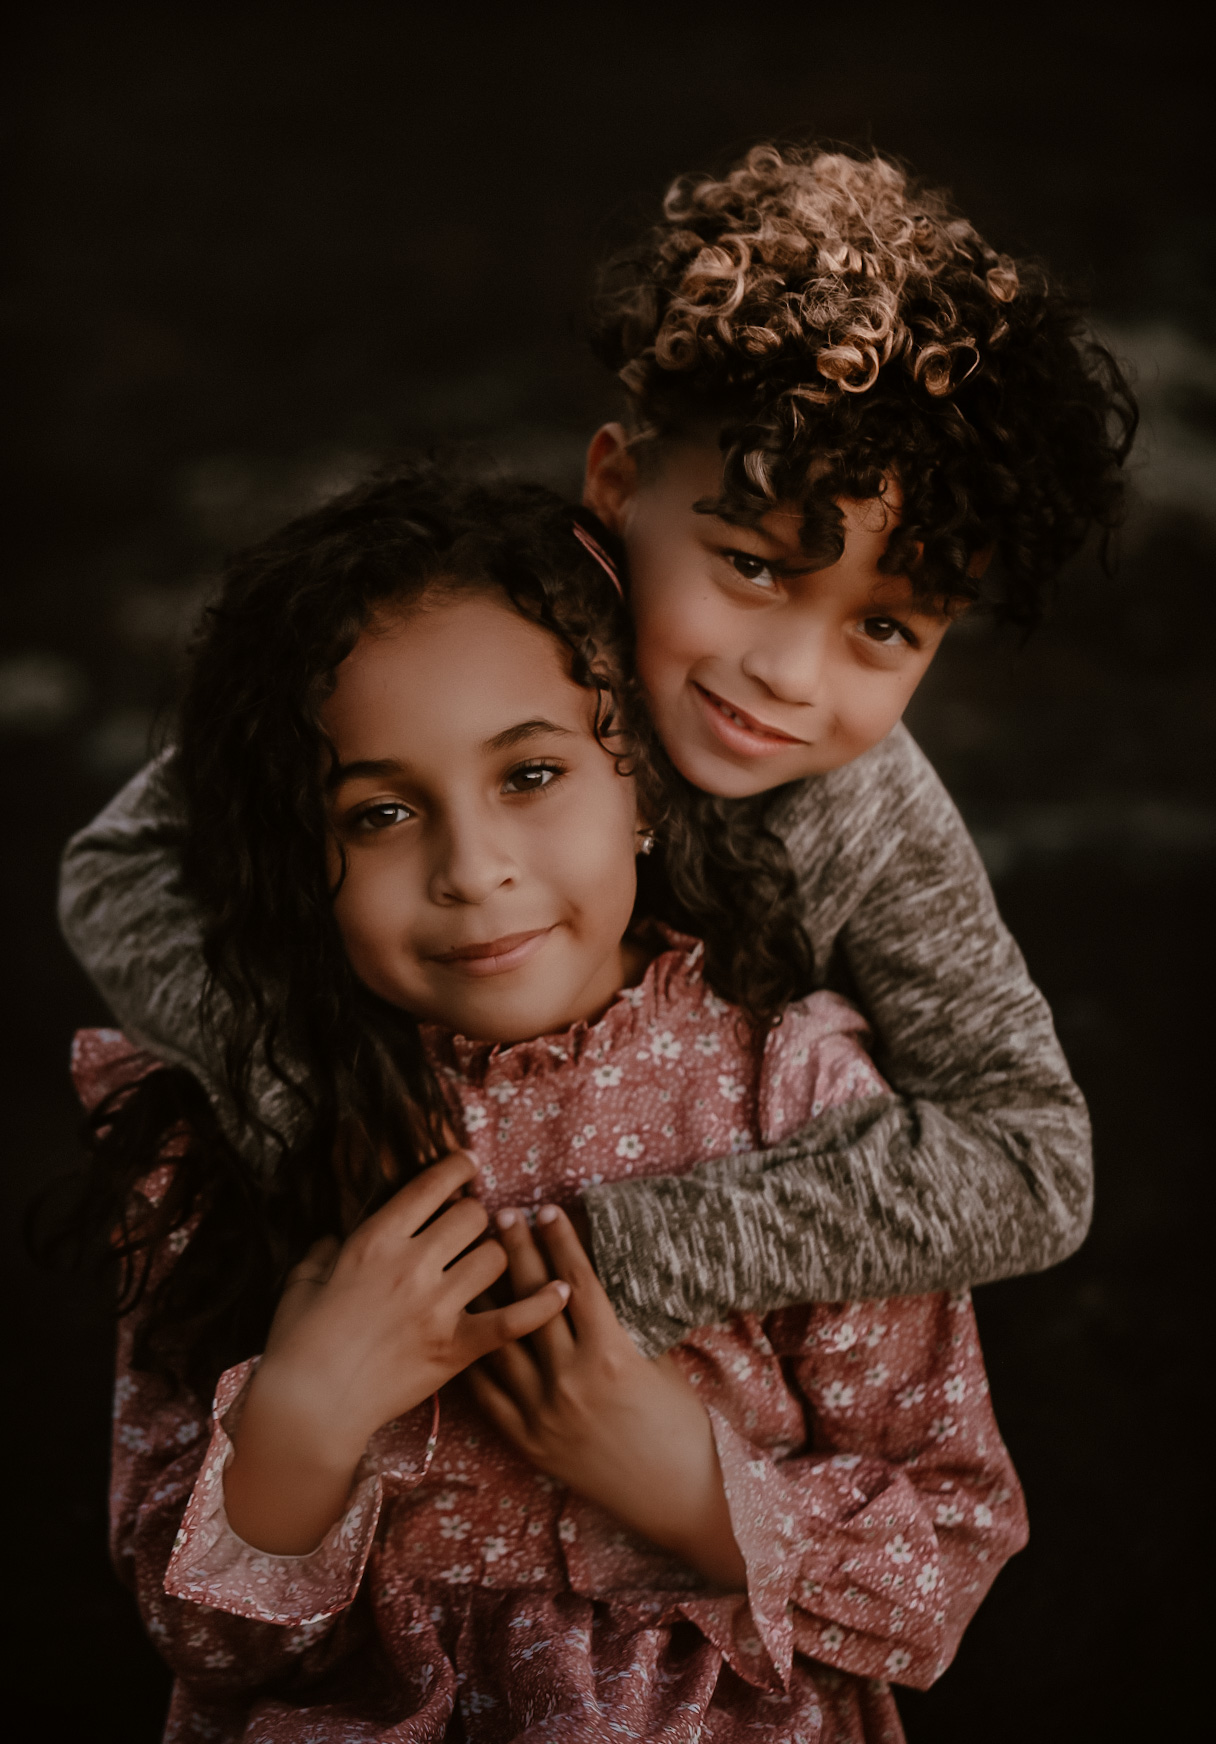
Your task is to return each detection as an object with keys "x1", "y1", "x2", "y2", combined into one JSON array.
[{"x1": 583, "y1": 424, "x2": 638, "y2": 533}]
